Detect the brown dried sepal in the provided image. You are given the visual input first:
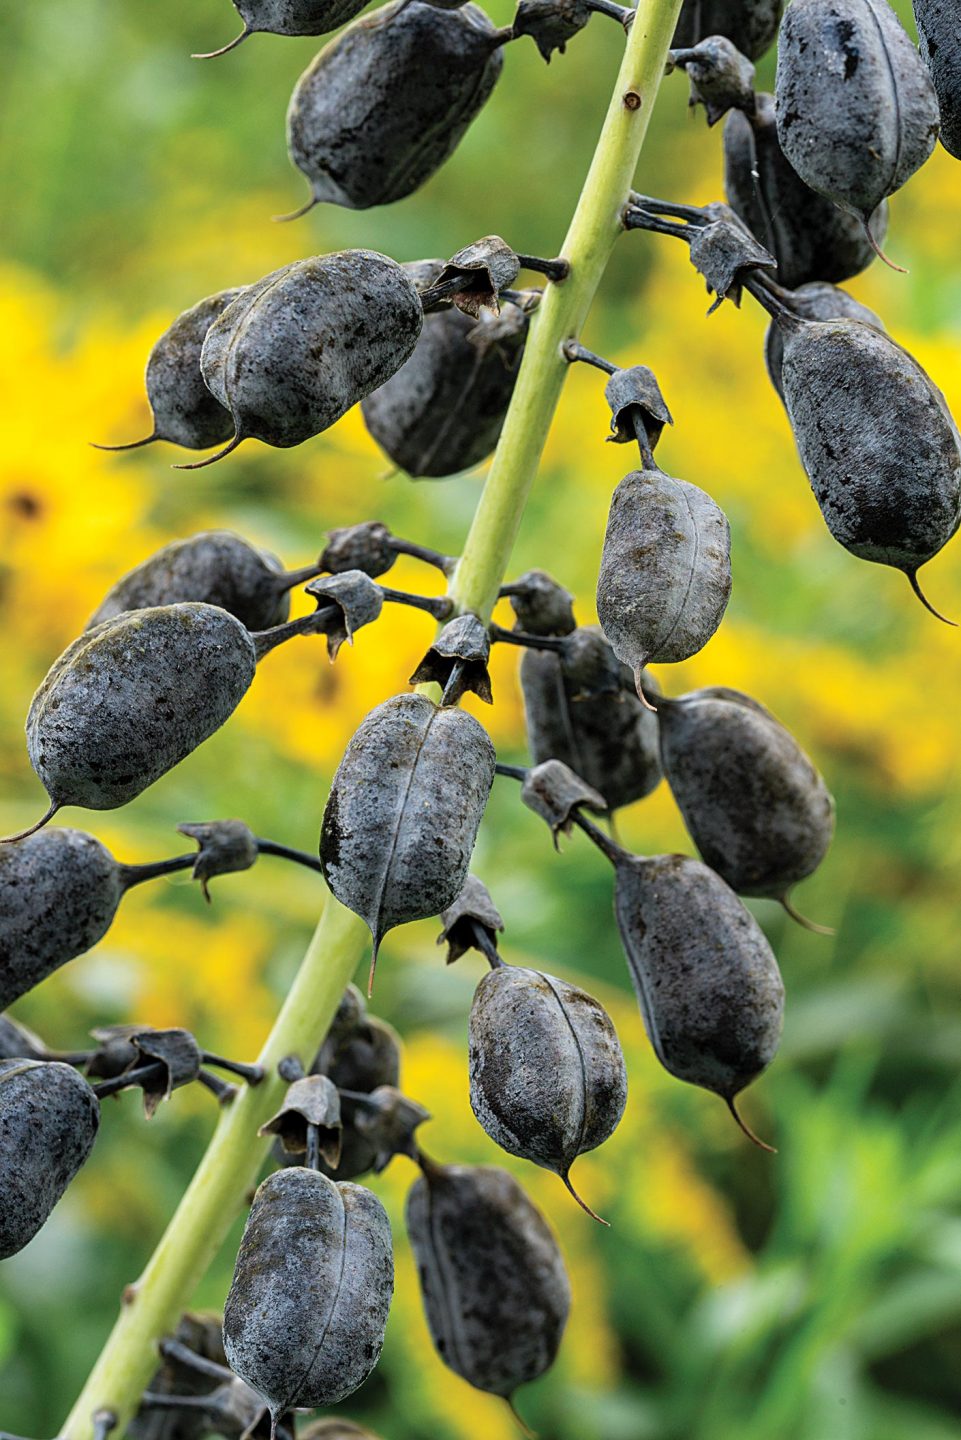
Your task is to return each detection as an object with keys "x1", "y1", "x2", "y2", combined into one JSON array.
[
  {"x1": 260, "y1": 1074, "x2": 343, "y2": 1167},
  {"x1": 409, "y1": 614, "x2": 493, "y2": 705},
  {"x1": 520, "y1": 759, "x2": 607, "y2": 846},
  {"x1": 437, "y1": 874, "x2": 505, "y2": 964}
]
